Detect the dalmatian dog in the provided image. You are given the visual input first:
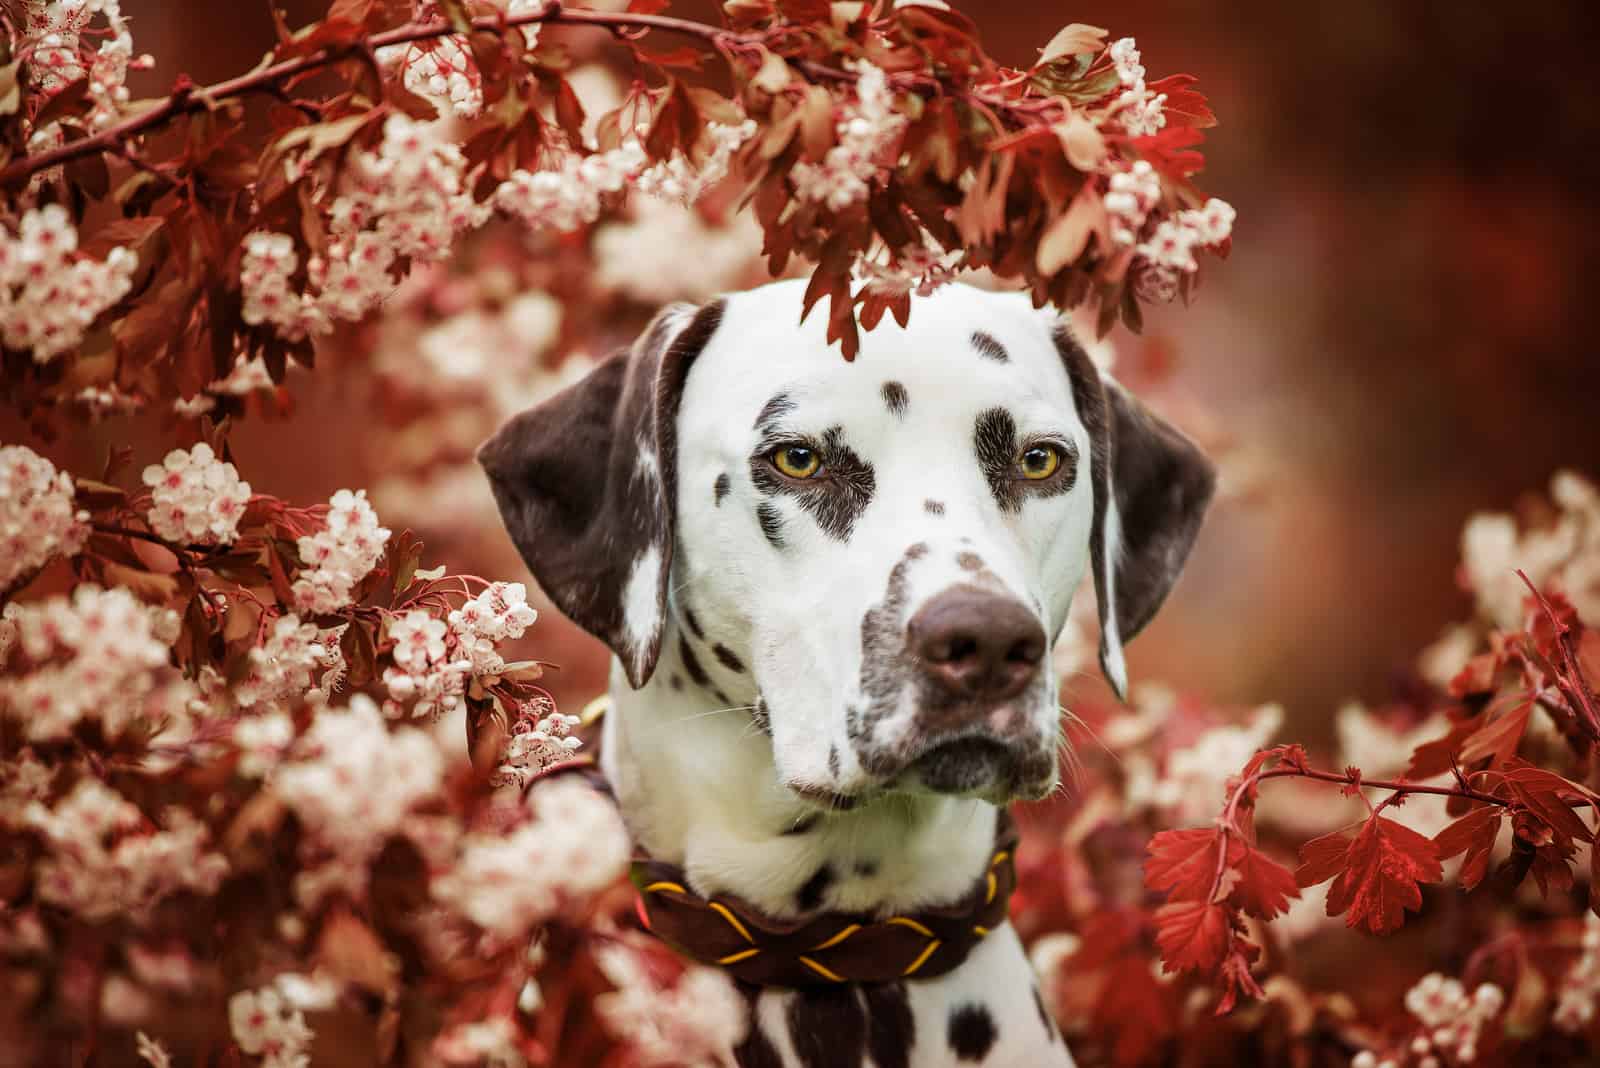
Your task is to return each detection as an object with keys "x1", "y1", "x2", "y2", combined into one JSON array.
[{"x1": 479, "y1": 279, "x2": 1214, "y2": 1067}]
